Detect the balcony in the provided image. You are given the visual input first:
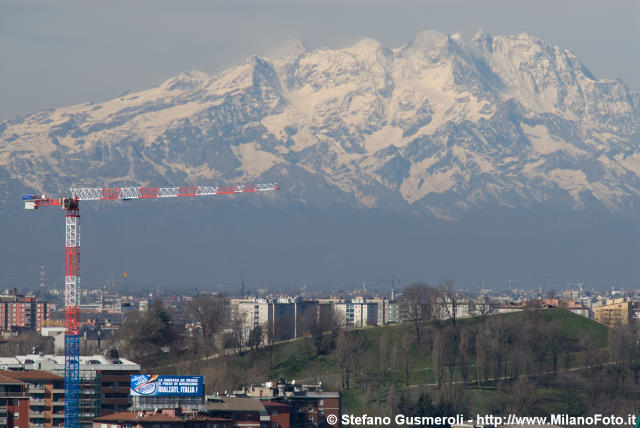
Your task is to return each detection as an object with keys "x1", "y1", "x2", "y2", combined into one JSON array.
[
  {"x1": 28, "y1": 387, "x2": 45, "y2": 393},
  {"x1": 29, "y1": 411, "x2": 45, "y2": 418},
  {"x1": 52, "y1": 401, "x2": 65, "y2": 407},
  {"x1": 52, "y1": 413, "x2": 65, "y2": 419},
  {"x1": 29, "y1": 399, "x2": 46, "y2": 406},
  {"x1": 52, "y1": 389, "x2": 65, "y2": 394}
]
